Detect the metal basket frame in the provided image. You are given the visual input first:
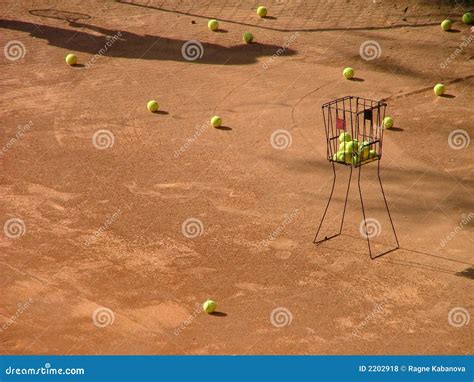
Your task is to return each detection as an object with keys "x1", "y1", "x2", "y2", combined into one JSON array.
[{"x1": 314, "y1": 96, "x2": 399, "y2": 259}]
